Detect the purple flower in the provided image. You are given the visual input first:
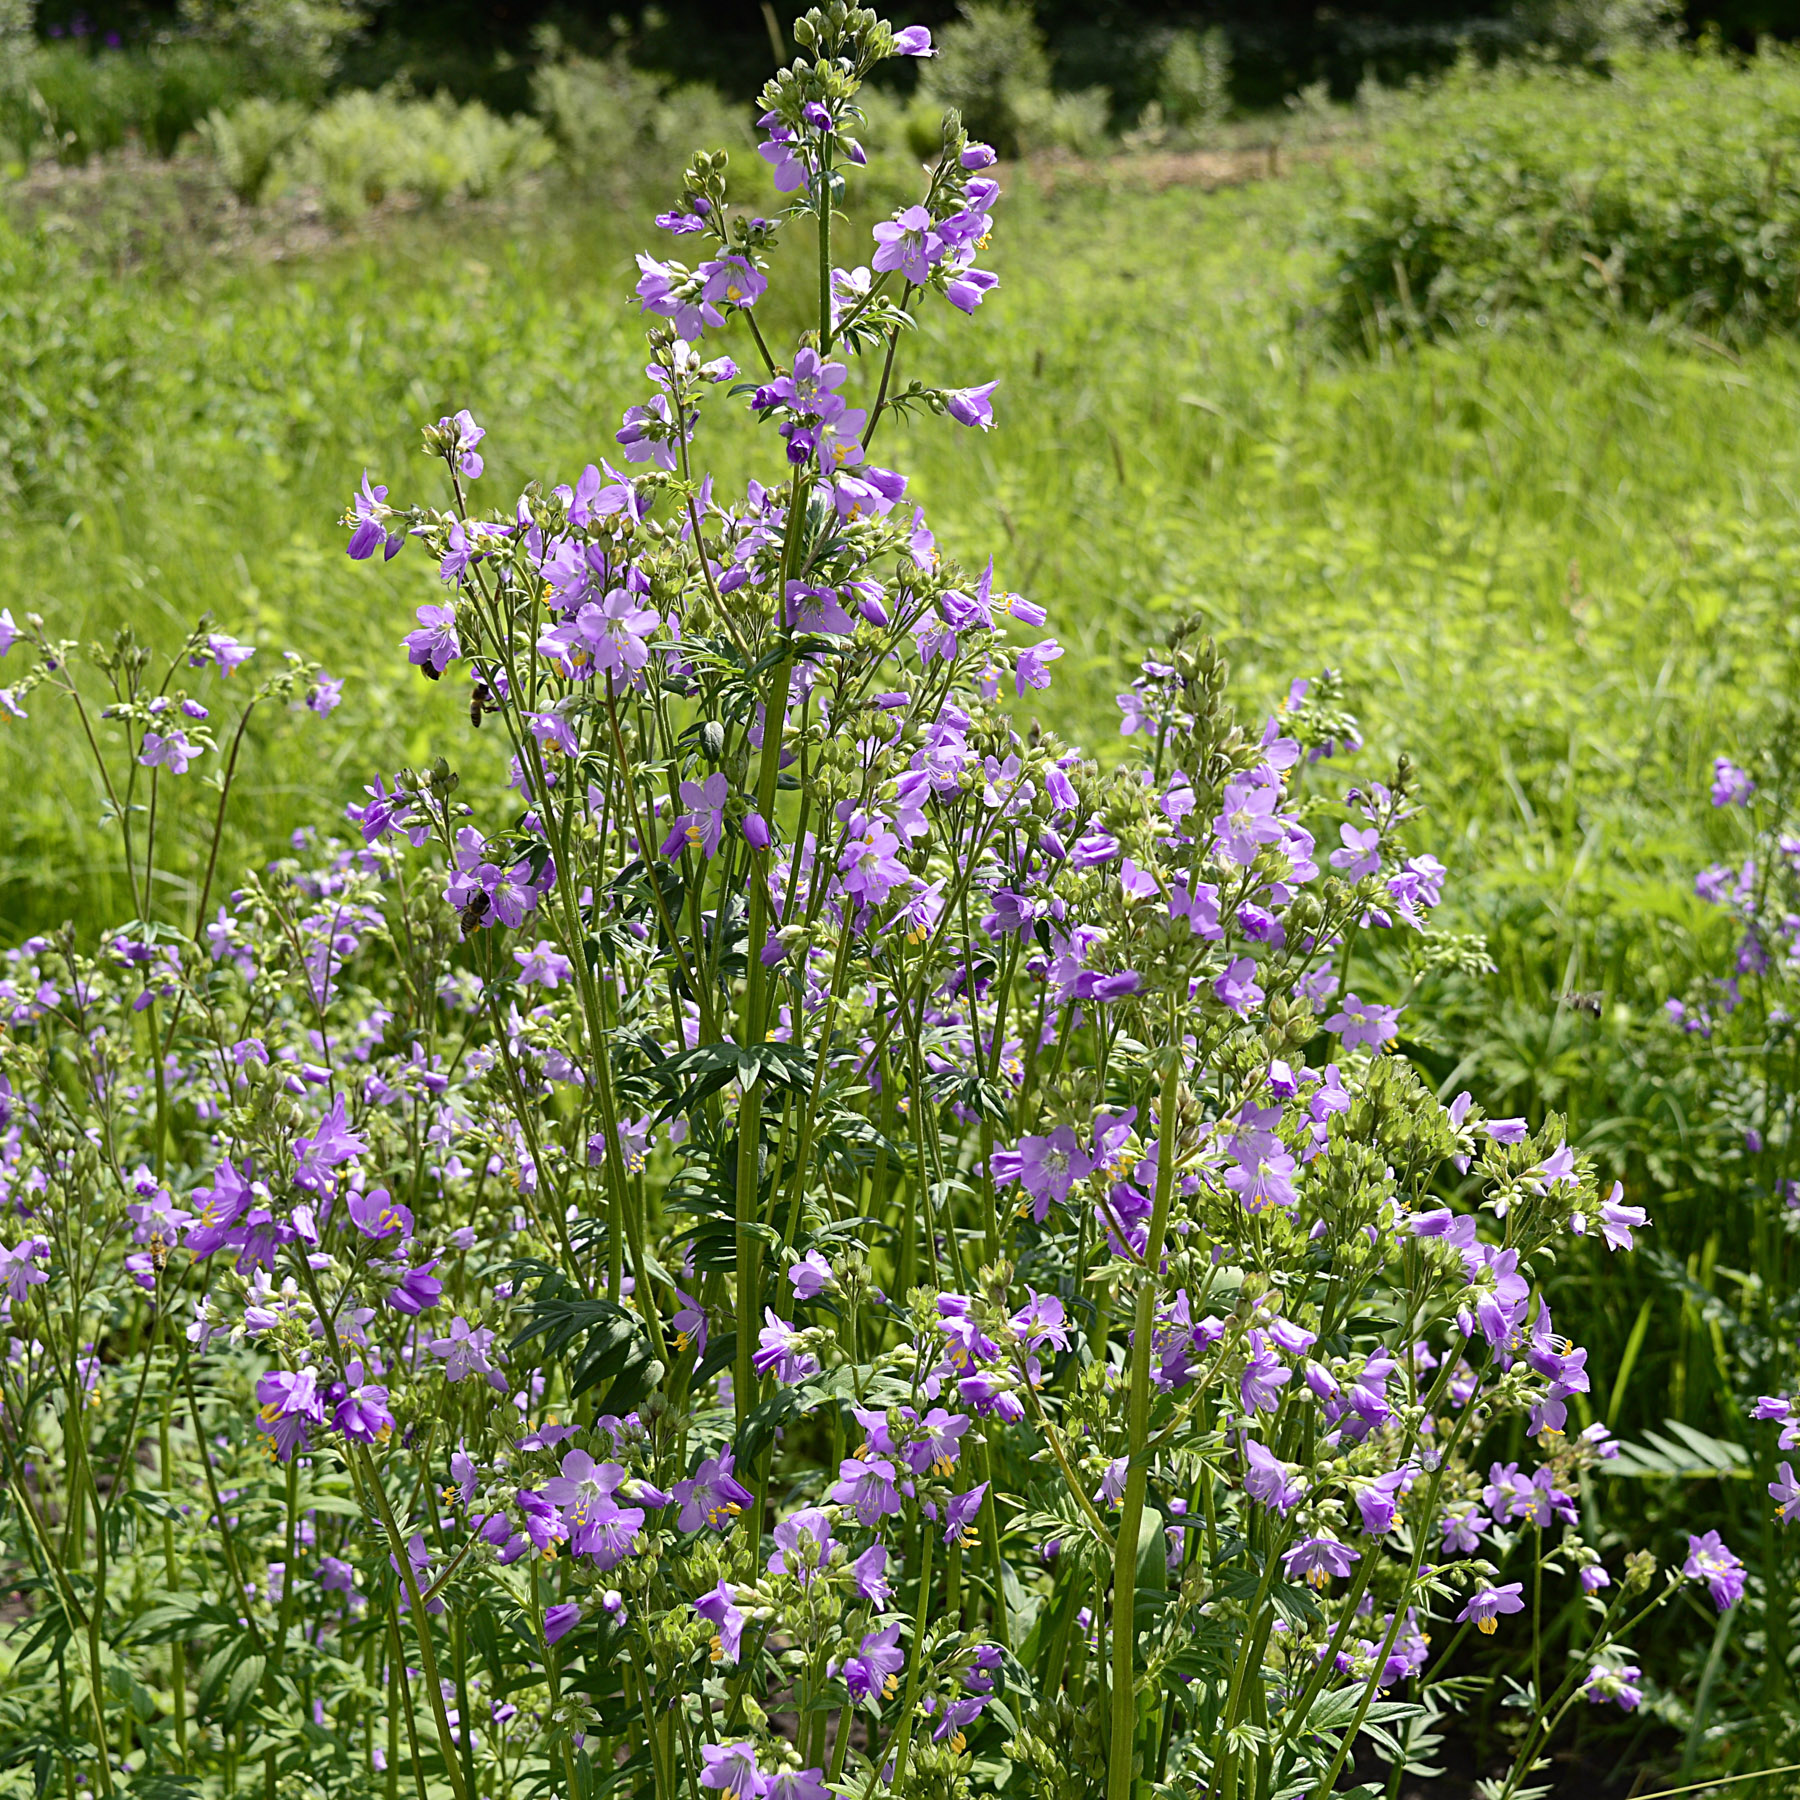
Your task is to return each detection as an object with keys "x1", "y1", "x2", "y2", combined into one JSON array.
[
  {"x1": 1225, "y1": 1134, "x2": 1298, "y2": 1216},
  {"x1": 1009, "y1": 1291, "x2": 1070, "y2": 1354},
  {"x1": 404, "y1": 603, "x2": 460, "y2": 675},
  {"x1": 293, "y1": 1095, "x2": 366, "y2": 1195},
  {"x1": 544, "y1": 1602, "x2": 581, "y2": 1644},
  {"x1": 932, "y1": 1696, "x2": 986, "y2": 1751},
  {"x1": 1466, "y1": 1246, "x2": 1530, "y2": 1346},
  {"x1": 699, "y1": 1741, "x2": 764, "y2": 1798},
  {"x1": 332, "y1": 1369, "x2": 394, "y2": 1444},
  {"x1": 429, "y1": 1317, "x2": 498, "y2": 1384},
  {"x1": 1771, "y1": 1461, "x2": 1800, "y2": 1525},
  {"x1": 346, "y1": 471, "x2": 403, "y2": 560},
  {"x1": 1439, "y1": 1502, "x2": 1490, "y2": 1554},
  {"x1": 844, "y1": 1622, "x2": 905, "y2": 1706},
  {"x1": 1242, "y1": 1438, "x2": 1304, "y2": 1513},
  {"x1": 543, "y1": 1452, "x2": 644, "y2": 1569},
  {"x1": 439, "y1": 409, "x2": 486, "y2": 479},
  {"x1": 140, "y1": 729, "x2": 200, "y2": 774},
  {"x1": 1684, "y1": 1531, "x2": 1745, "y2": 1610},
  {"x1": 1354, "y1": 1466, "x2": 1414, "y2": 1536},
  {"x1": 873, "y1": 206, "x2": 942, "y2": 284},
  {"x1": 186, "y1": 1160, "x2": 253, "y2": 1258},
  {"x1": 387, "y1": 1257, "x2": 443, "y2": 1315},
  {"x1": 892, "y1": 24, "x2": 934, "y2": 54},
  {"x1": 945, "y1": 265, "x2": 999, "y2": 313},
  {"x1": 1011, "y1": 1125, "x2": 1095, "y2": 1220},
  {"x1": 768, "y1": 1505, "x2": 835, "y2": 1581},
  {"x1": 673, "y1": 1451, "x2": 752, "y2": 1532},
  {"x1": 787, "y1": 1249, "x2": 834, "y2": 1301},
  {"x1": 513, "y1": 940, "x2": 574, "y2": 988},
  {"x1": 347, "y1": 1188, "x2": 412, "y2": 1245},
  {"x1": 942, "y1": 1481, "x2": 989, "y2": 1546},
  {"x1": 1598, "y1": 1183, "x2": 1647, "y2": 1251},
  {"x1": 255, "y1": 1368, "x2": 326, "y2": 1462},
  {"x1": 753, "y1": 1309, "x2": 820, "y2": 1384},
  {"x1": 201, "y1": 633, "x2": 255, "y2": 675},
  {"x1": 661, "y1": 772, "x2": 730, "y2": 860},
  {"x1": 1712, "y1": 756, "x2": 1755, "y2": 806},
  {"x1": 765, "y1": 1773, "x2": 830, "y2": 1800},
  {"x1": 1457, "y1": 1580, "x2": 1525, "y2": 1634},
  {"x1": 1283, "y1": 1533, "x2": 1359, "y2": 1590},
  {"x1": 1582, "y1": 1663, "x2": 1643, "y2": 1710},
  {"x1": 852, "y1": 1541, "x2": 892, "y2": 1604},
  {"x1": 945, "y1": 381, "x2": 998, "y2": 429},
  {"x1": 695, "y1": 1579, "x2": 745, "y2": 1663},
  {"x1": 1240, "y1": 1332, "x2": 1291, "y2": 1413},
  {"x1": 830, "y1": 1454, "x2": 904, "y2": 1528},
  {"x1": 1323, "y1": 993, "x2": 1401, "y2": 1052},
  {"x1": 1329, "y1": 823, "x2": 1381, "y2": 878},
  {"x1": 699, "y1": 254, "x2": 768, "y2": 311},
  {"x1": 1214, "y1": 956, "x2": 1264, "y2": 1014},
  {"x1": 1015, "y1": 638, "x2": 1063, "y2": 695},
  {"x1": 671, "y1": 1289, "x2": 709, "y2": 1357}
]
